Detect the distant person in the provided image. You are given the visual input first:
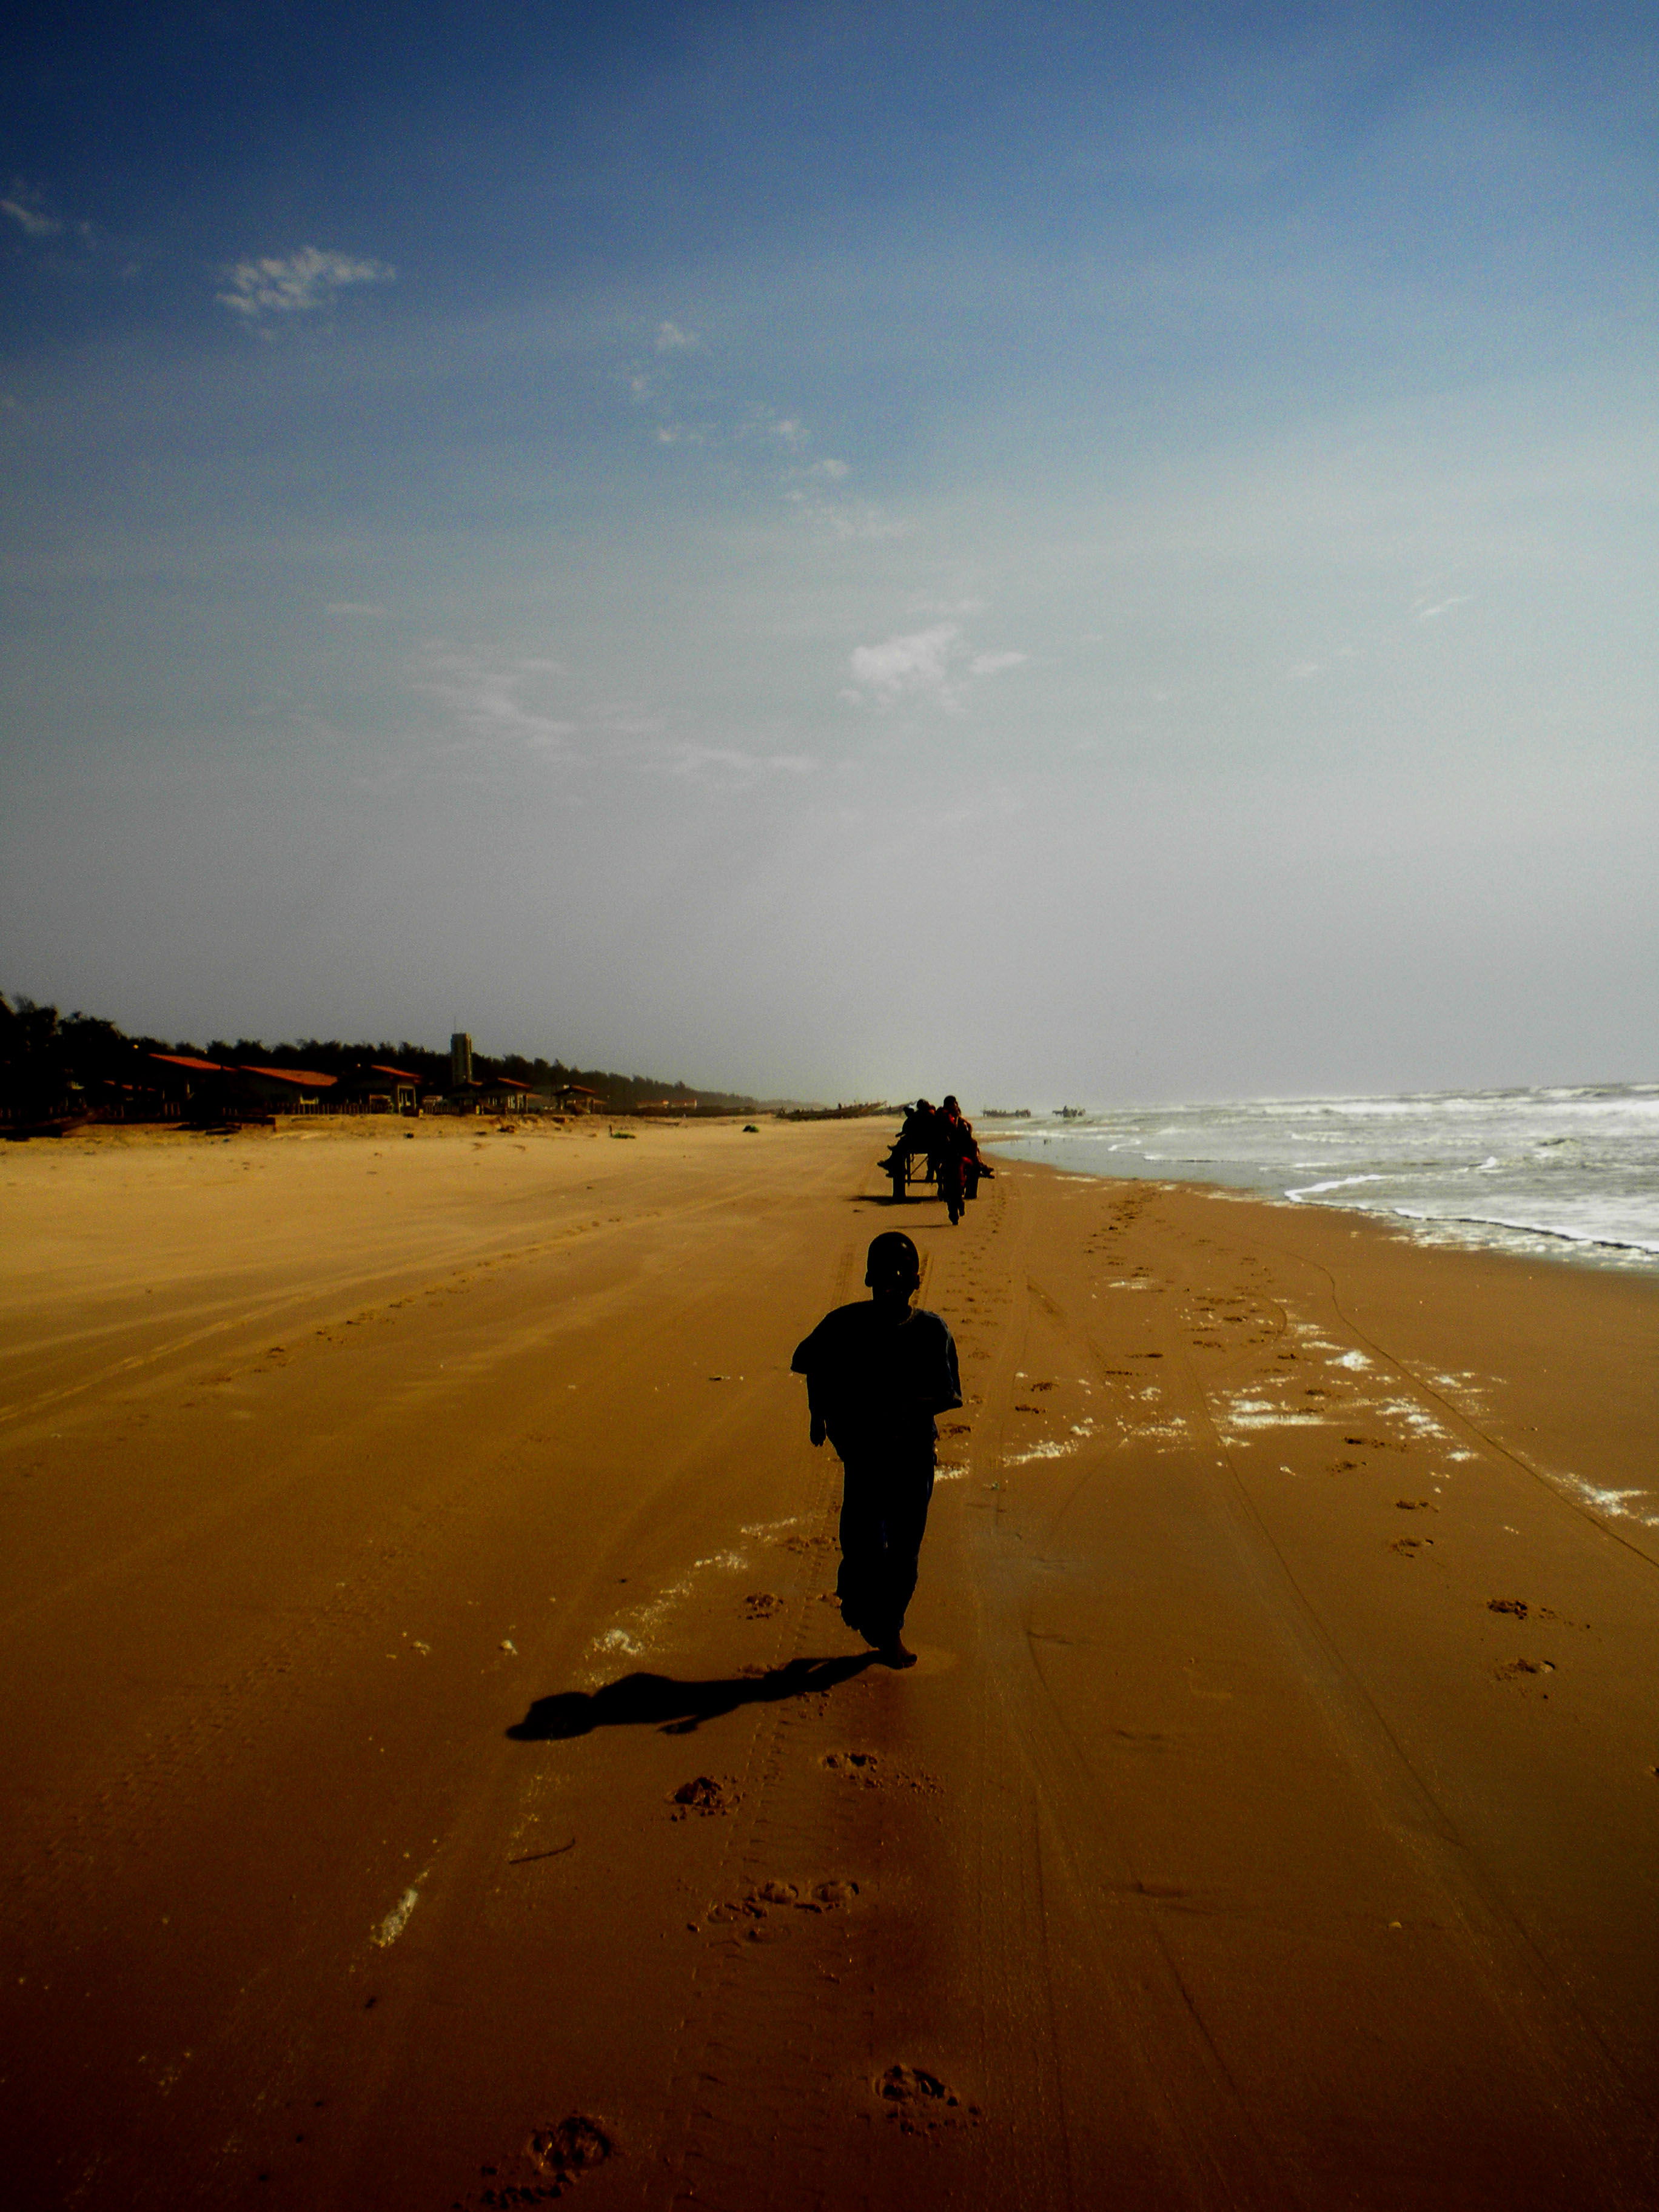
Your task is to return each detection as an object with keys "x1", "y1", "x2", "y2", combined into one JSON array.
[
  {"x1": 878, "y1": 1099, "x2": 937, "y2": 1179},
  {"x1": 791, "y1": 1232, "x2": 962, "y2": 1669},
  {"x1": 956, "y1": 1102, "x2": 993, "y2": 1202},
  {"x1": 934, "y1": 1095, "x2": 990, "y2": 1225}
]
